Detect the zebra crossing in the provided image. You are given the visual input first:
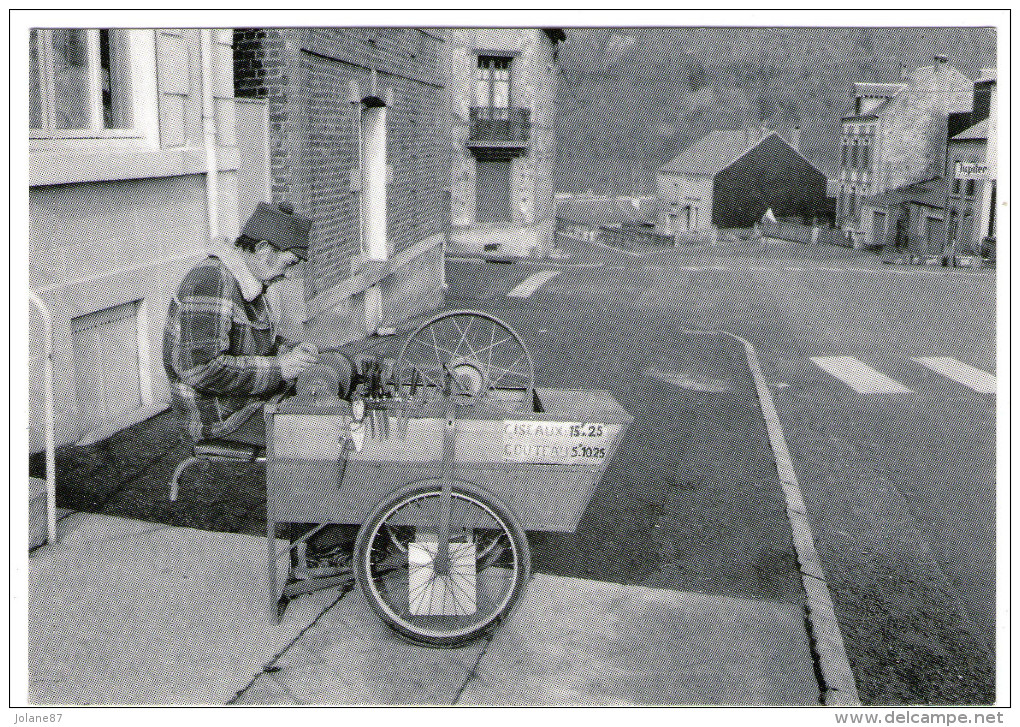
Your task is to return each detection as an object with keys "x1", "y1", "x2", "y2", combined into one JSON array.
[{"x1": 810, "y1": 355, "x2": 995, "y2": 394}]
